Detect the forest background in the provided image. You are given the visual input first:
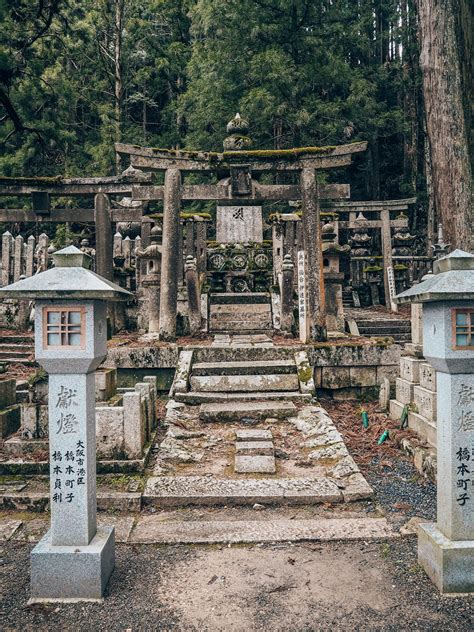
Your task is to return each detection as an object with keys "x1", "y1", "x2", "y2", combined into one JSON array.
[{"x1": 0, "y1": 1, "x2": 472, "y2": 250}]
